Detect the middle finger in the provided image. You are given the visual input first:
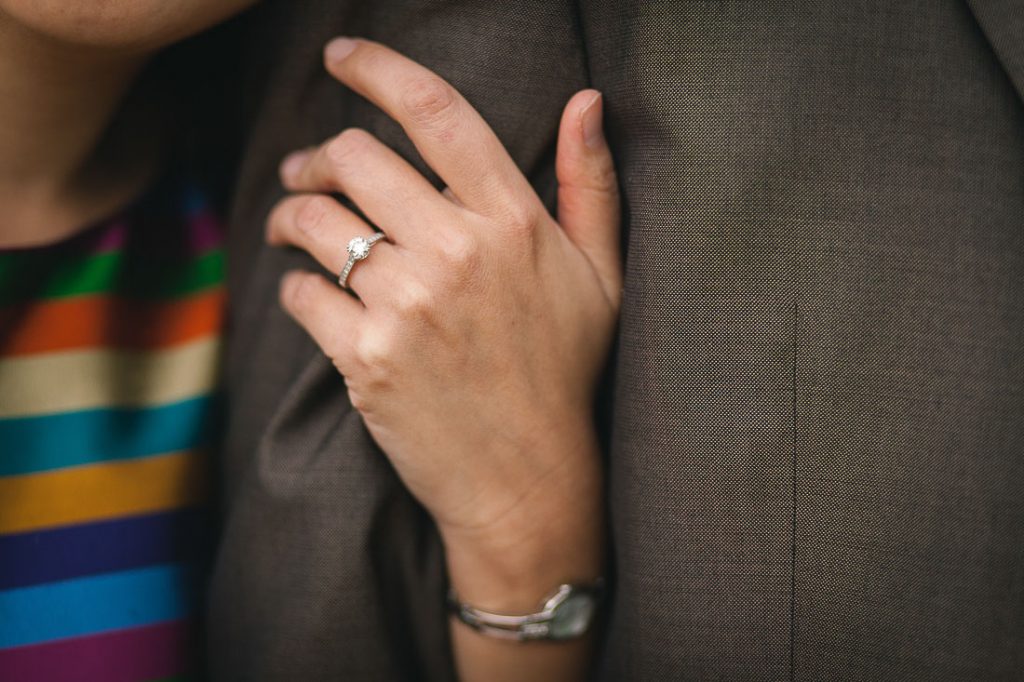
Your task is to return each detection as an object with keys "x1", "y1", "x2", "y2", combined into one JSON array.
[
  {"x1": 321, "y1": 38, "x2": 537, "y2": 217},
  {"x1": 281, "y1": 128, "x2": 455, "y2": 247}
]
